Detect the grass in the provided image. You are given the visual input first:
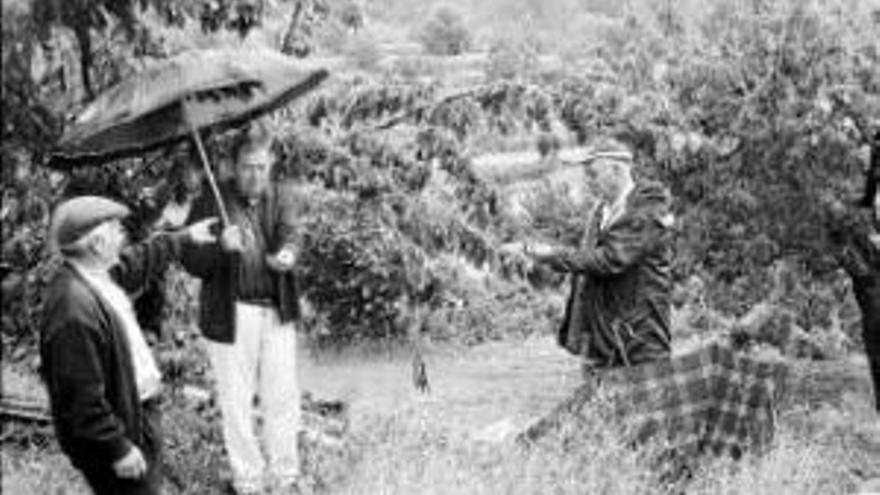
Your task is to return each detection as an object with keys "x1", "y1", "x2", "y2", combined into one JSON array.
[
  {"x1": 1, "y1": 439, "x2": 88, "y2": 495},
  {"x1": 4, "y1": 337, "x2": 879, "y2": 494},
  {"x1": 325, "y1": 393, "x2": 875, "y2": 495},
  {"x1": 687, "y1": 400, "x2": 880, "y2": 495}
]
